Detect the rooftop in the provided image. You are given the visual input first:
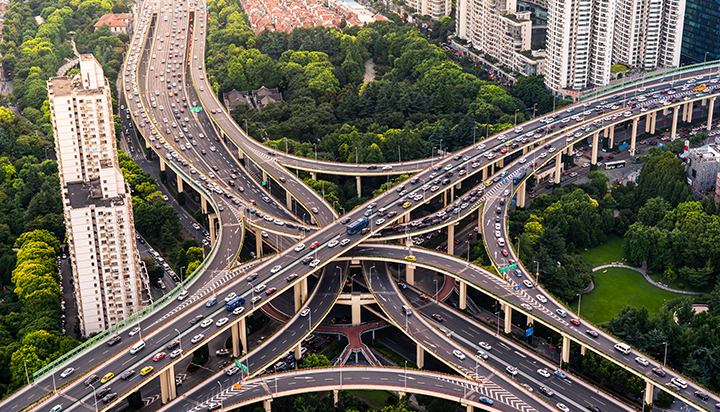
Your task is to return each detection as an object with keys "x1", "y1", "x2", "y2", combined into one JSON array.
[{"x1": 65, "y1": 180, "x2": 125, "y2": 209}]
